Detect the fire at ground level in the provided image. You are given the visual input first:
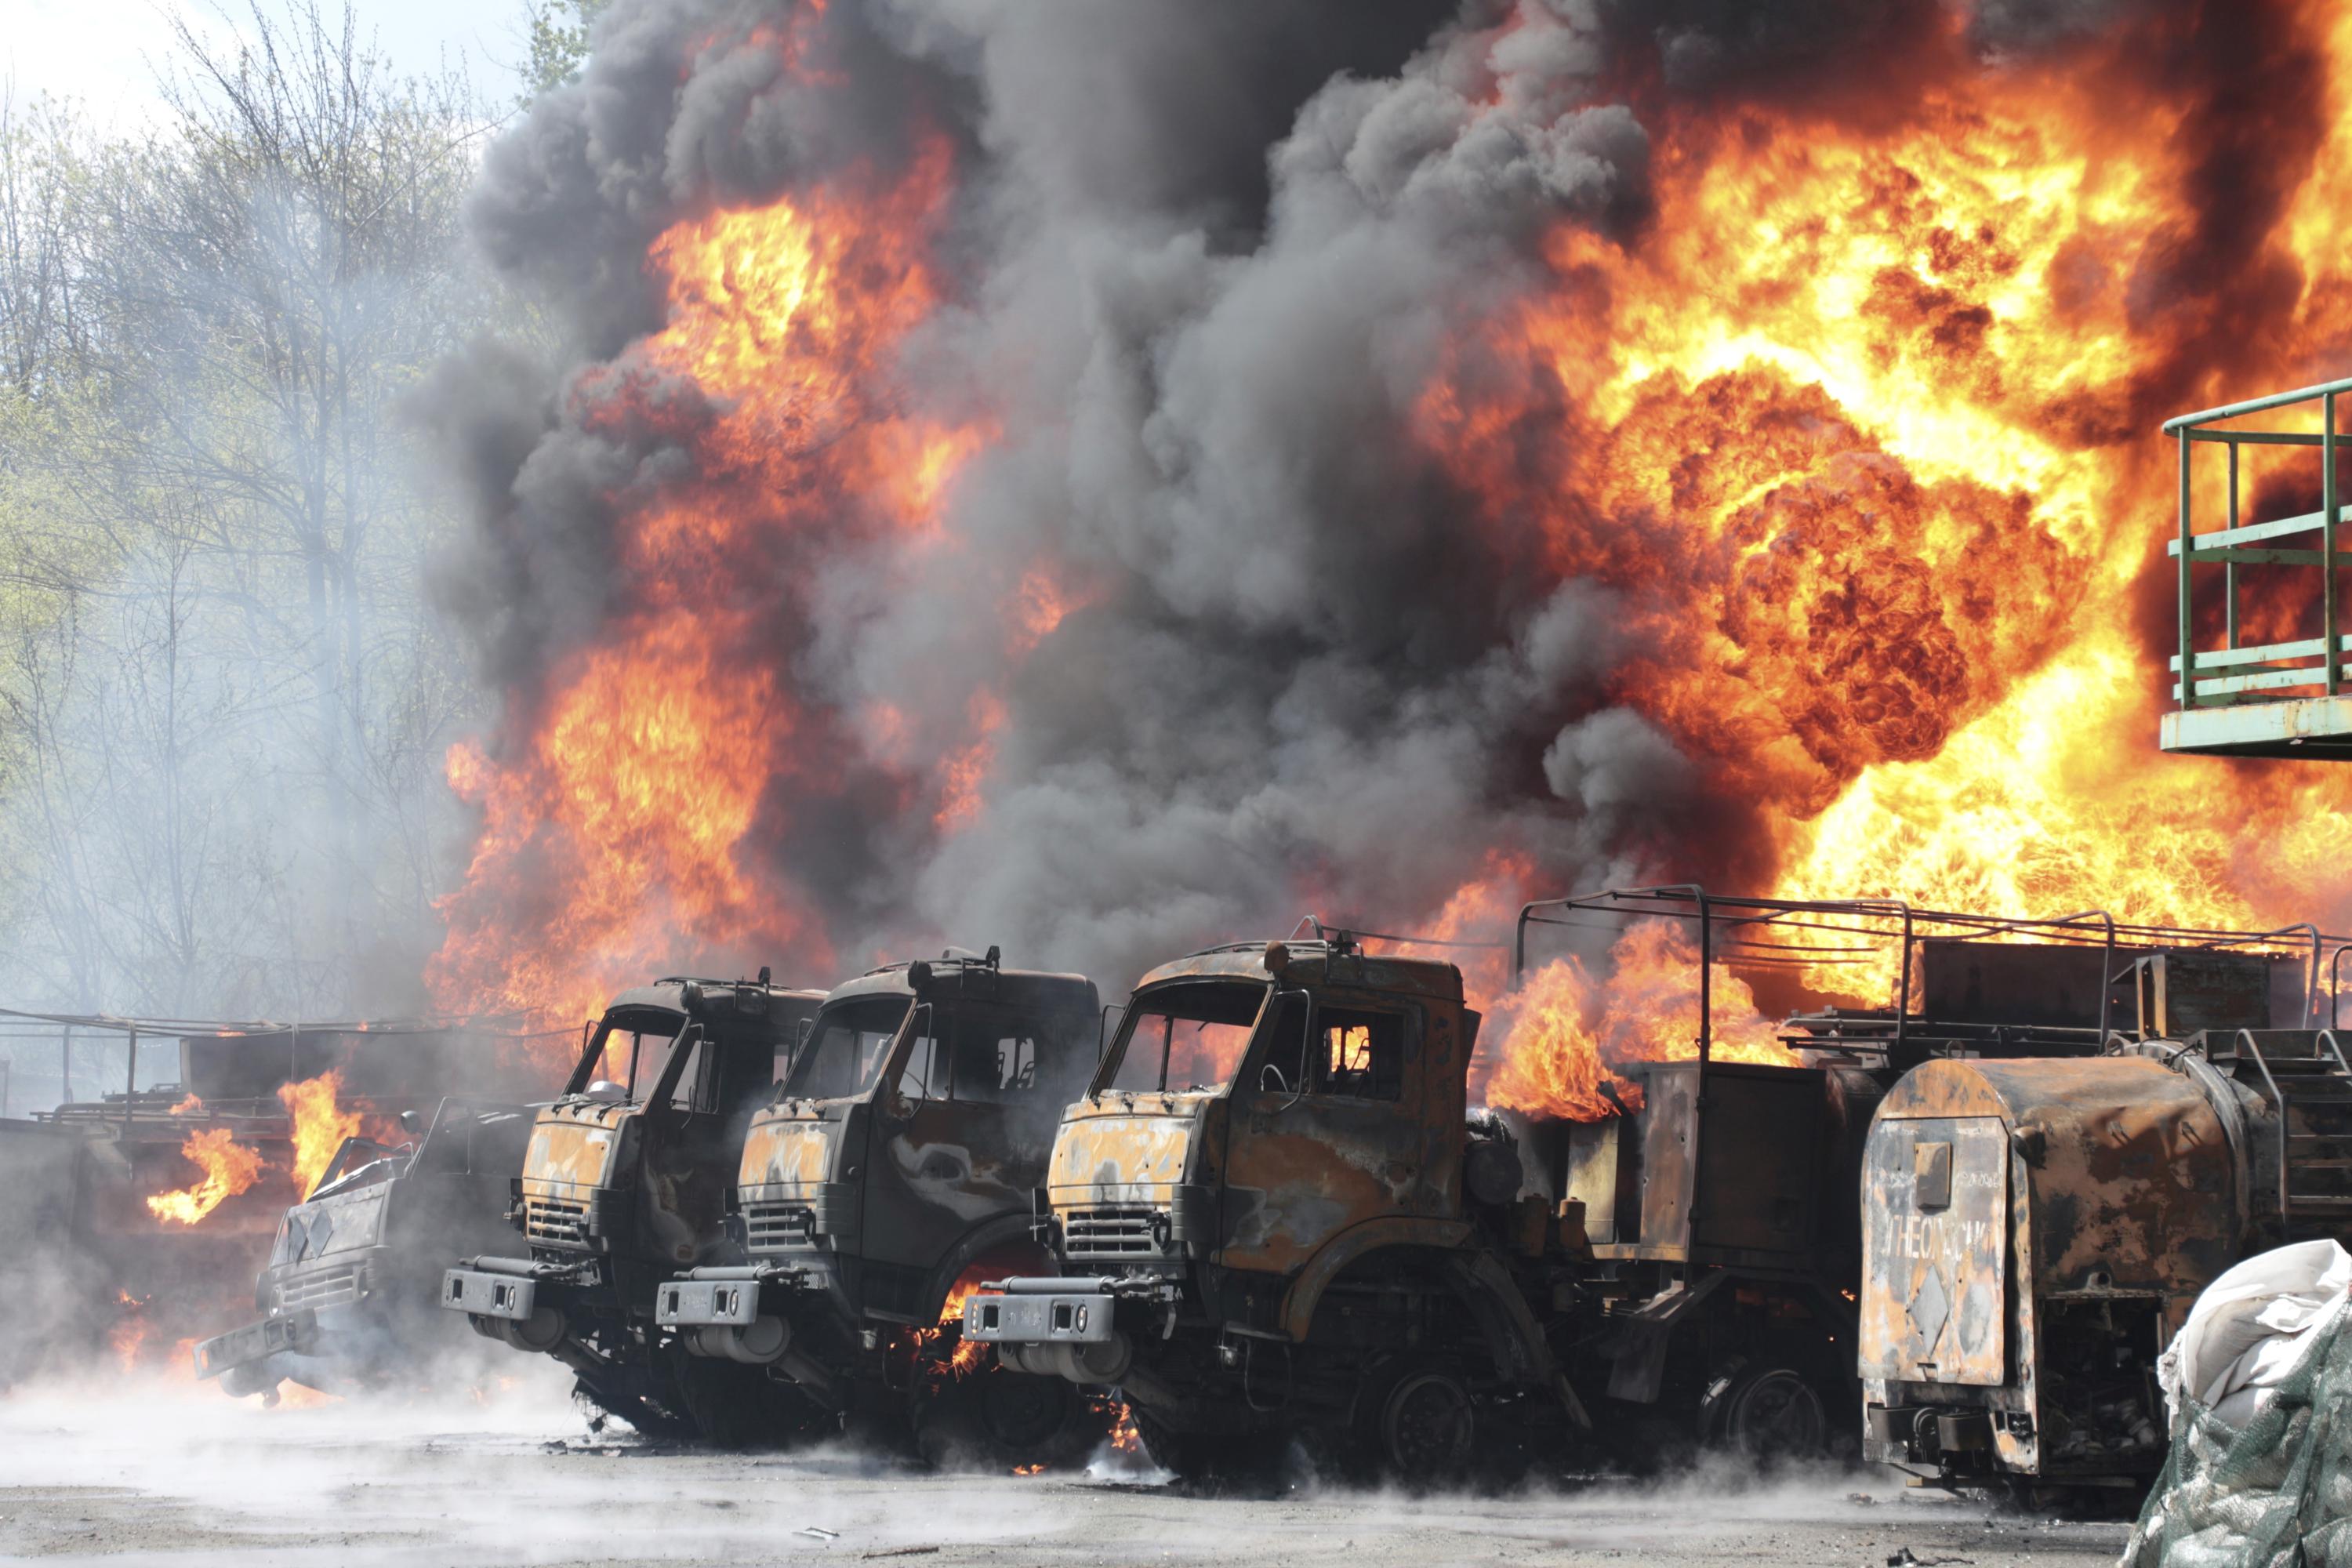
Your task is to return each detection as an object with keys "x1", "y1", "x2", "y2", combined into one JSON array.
[{"x1": 0, "y1": 1371, "x2": 2127, "y2": 1567}]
